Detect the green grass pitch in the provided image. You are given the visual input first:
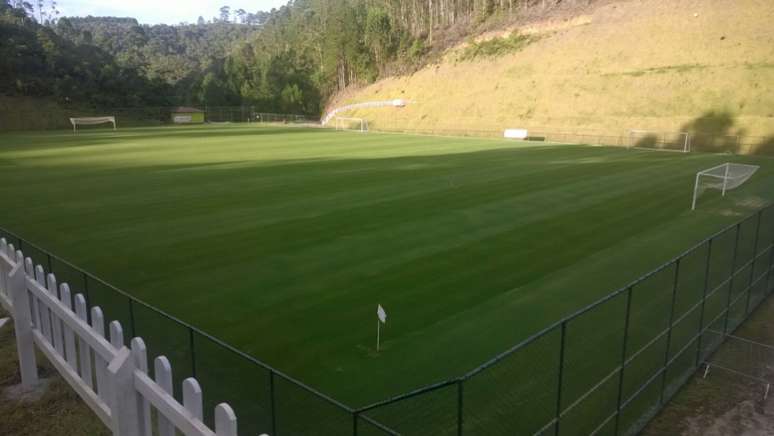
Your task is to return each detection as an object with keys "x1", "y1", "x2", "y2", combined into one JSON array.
[{"x1": 0, "y1": 124, "x2": 772, "y2": 408}]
